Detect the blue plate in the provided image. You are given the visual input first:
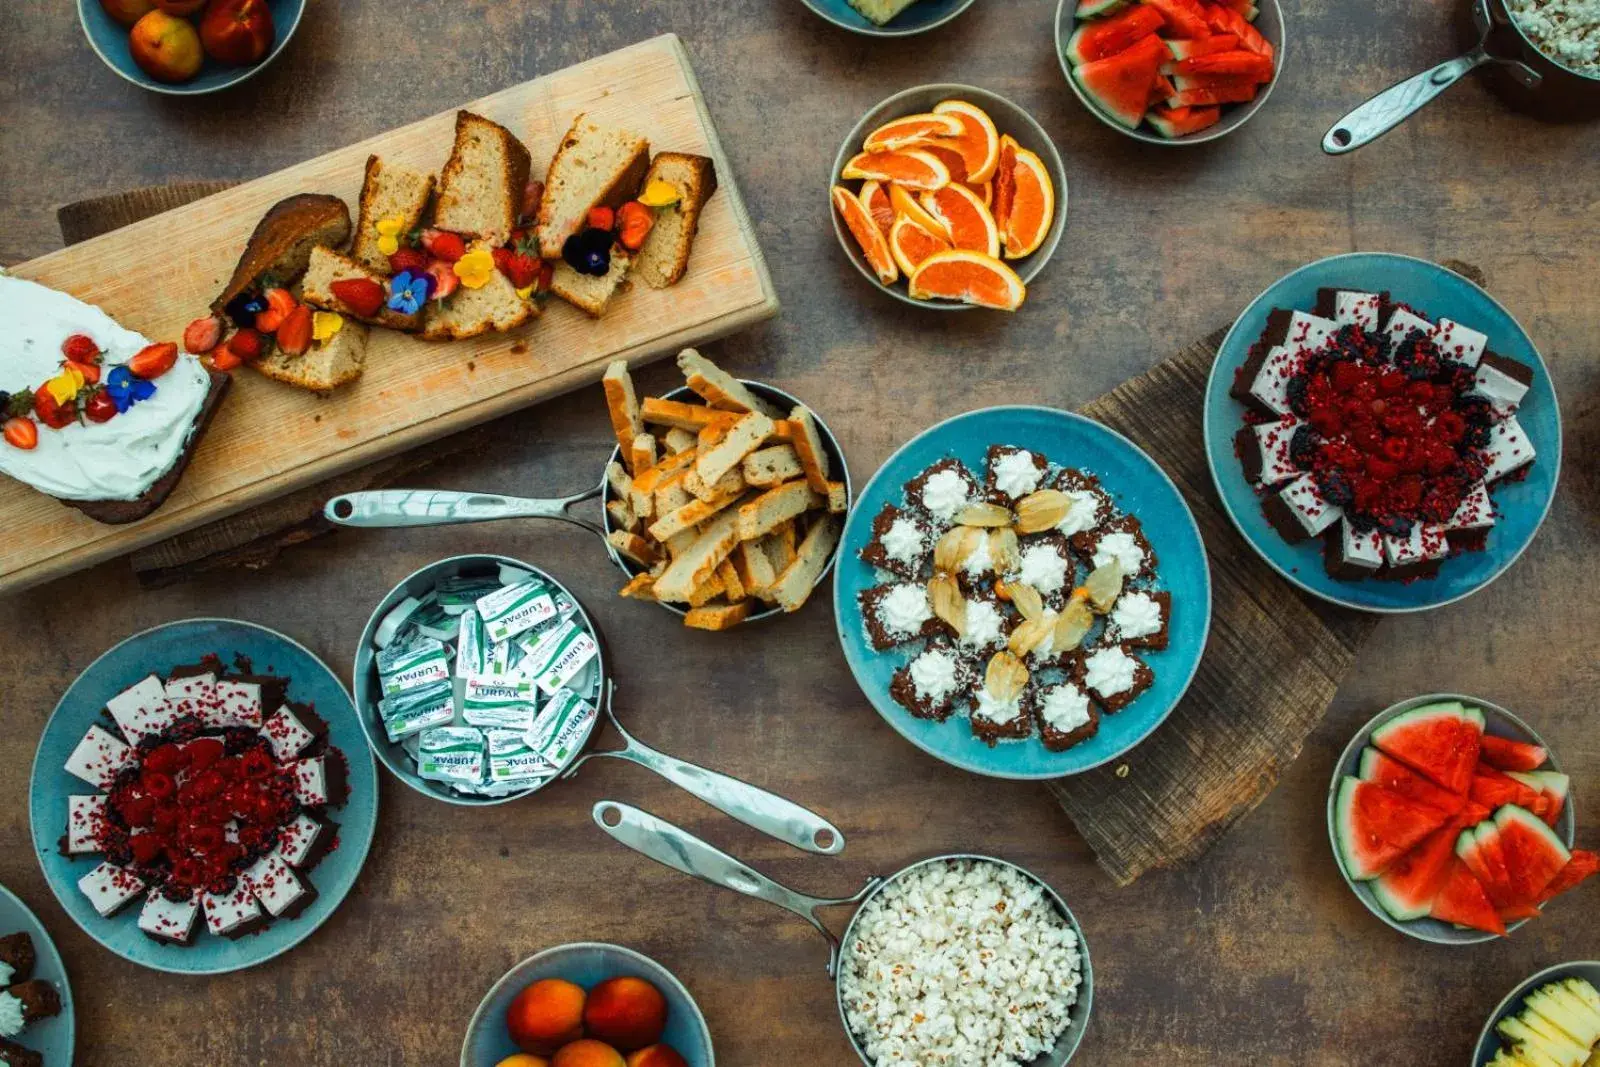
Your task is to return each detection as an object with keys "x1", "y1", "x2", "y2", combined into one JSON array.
[
  {"x1": 460, "y1": 943, "x2": 714, "y2": 1067},
  {"x1": 799, "y1": 0, "x2": 977, "y2": 36},
  {"x1": 1203, "y1": 252, "x2": 1562, "y2": 613},
  {"x1": 78, "y1": 0, "x2": 306, "y2": 96},
  {"x1": 834, "y1": 406, "x2": 1212, "y2": 778},
  {"x1": 28, "y1": 619, "x2": 377, "y2": 975},
  {"x1": 0, "y1": 884, "x2": 74, "y2": 1065},
  {"x1": 1473, "y1": 962, "x2": 1600, "y2": 1065}
]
